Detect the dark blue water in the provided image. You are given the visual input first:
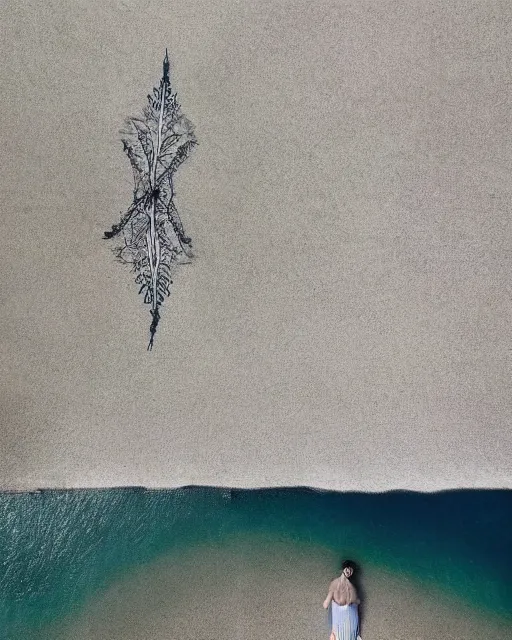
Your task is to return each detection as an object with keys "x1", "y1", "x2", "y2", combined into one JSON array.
[{"x1": 0, "y1": 487, "x2": 510, "y2": 639}]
